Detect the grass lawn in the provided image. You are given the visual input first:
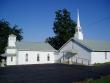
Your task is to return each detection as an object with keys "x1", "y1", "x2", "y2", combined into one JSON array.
[
  {"x1": 87, "y1": 75, "x2": 110, "y2": 83},
  {"x1": 94, "y1": 62, "x2": 110, "y2": 66}
]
